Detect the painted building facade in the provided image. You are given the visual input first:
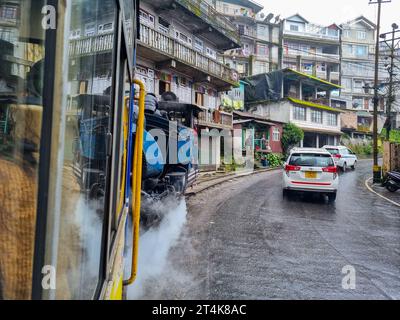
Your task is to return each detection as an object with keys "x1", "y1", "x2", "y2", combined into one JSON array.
[
  {"x1": 339, "y1": 16, "x2": 386, "y2": 112},
  {"x1": 282, "y1": 14, "x2": 341, "y2": 87},
  {"x1": 211, "y1": 0, "x2": 282, "y2": 77}
]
